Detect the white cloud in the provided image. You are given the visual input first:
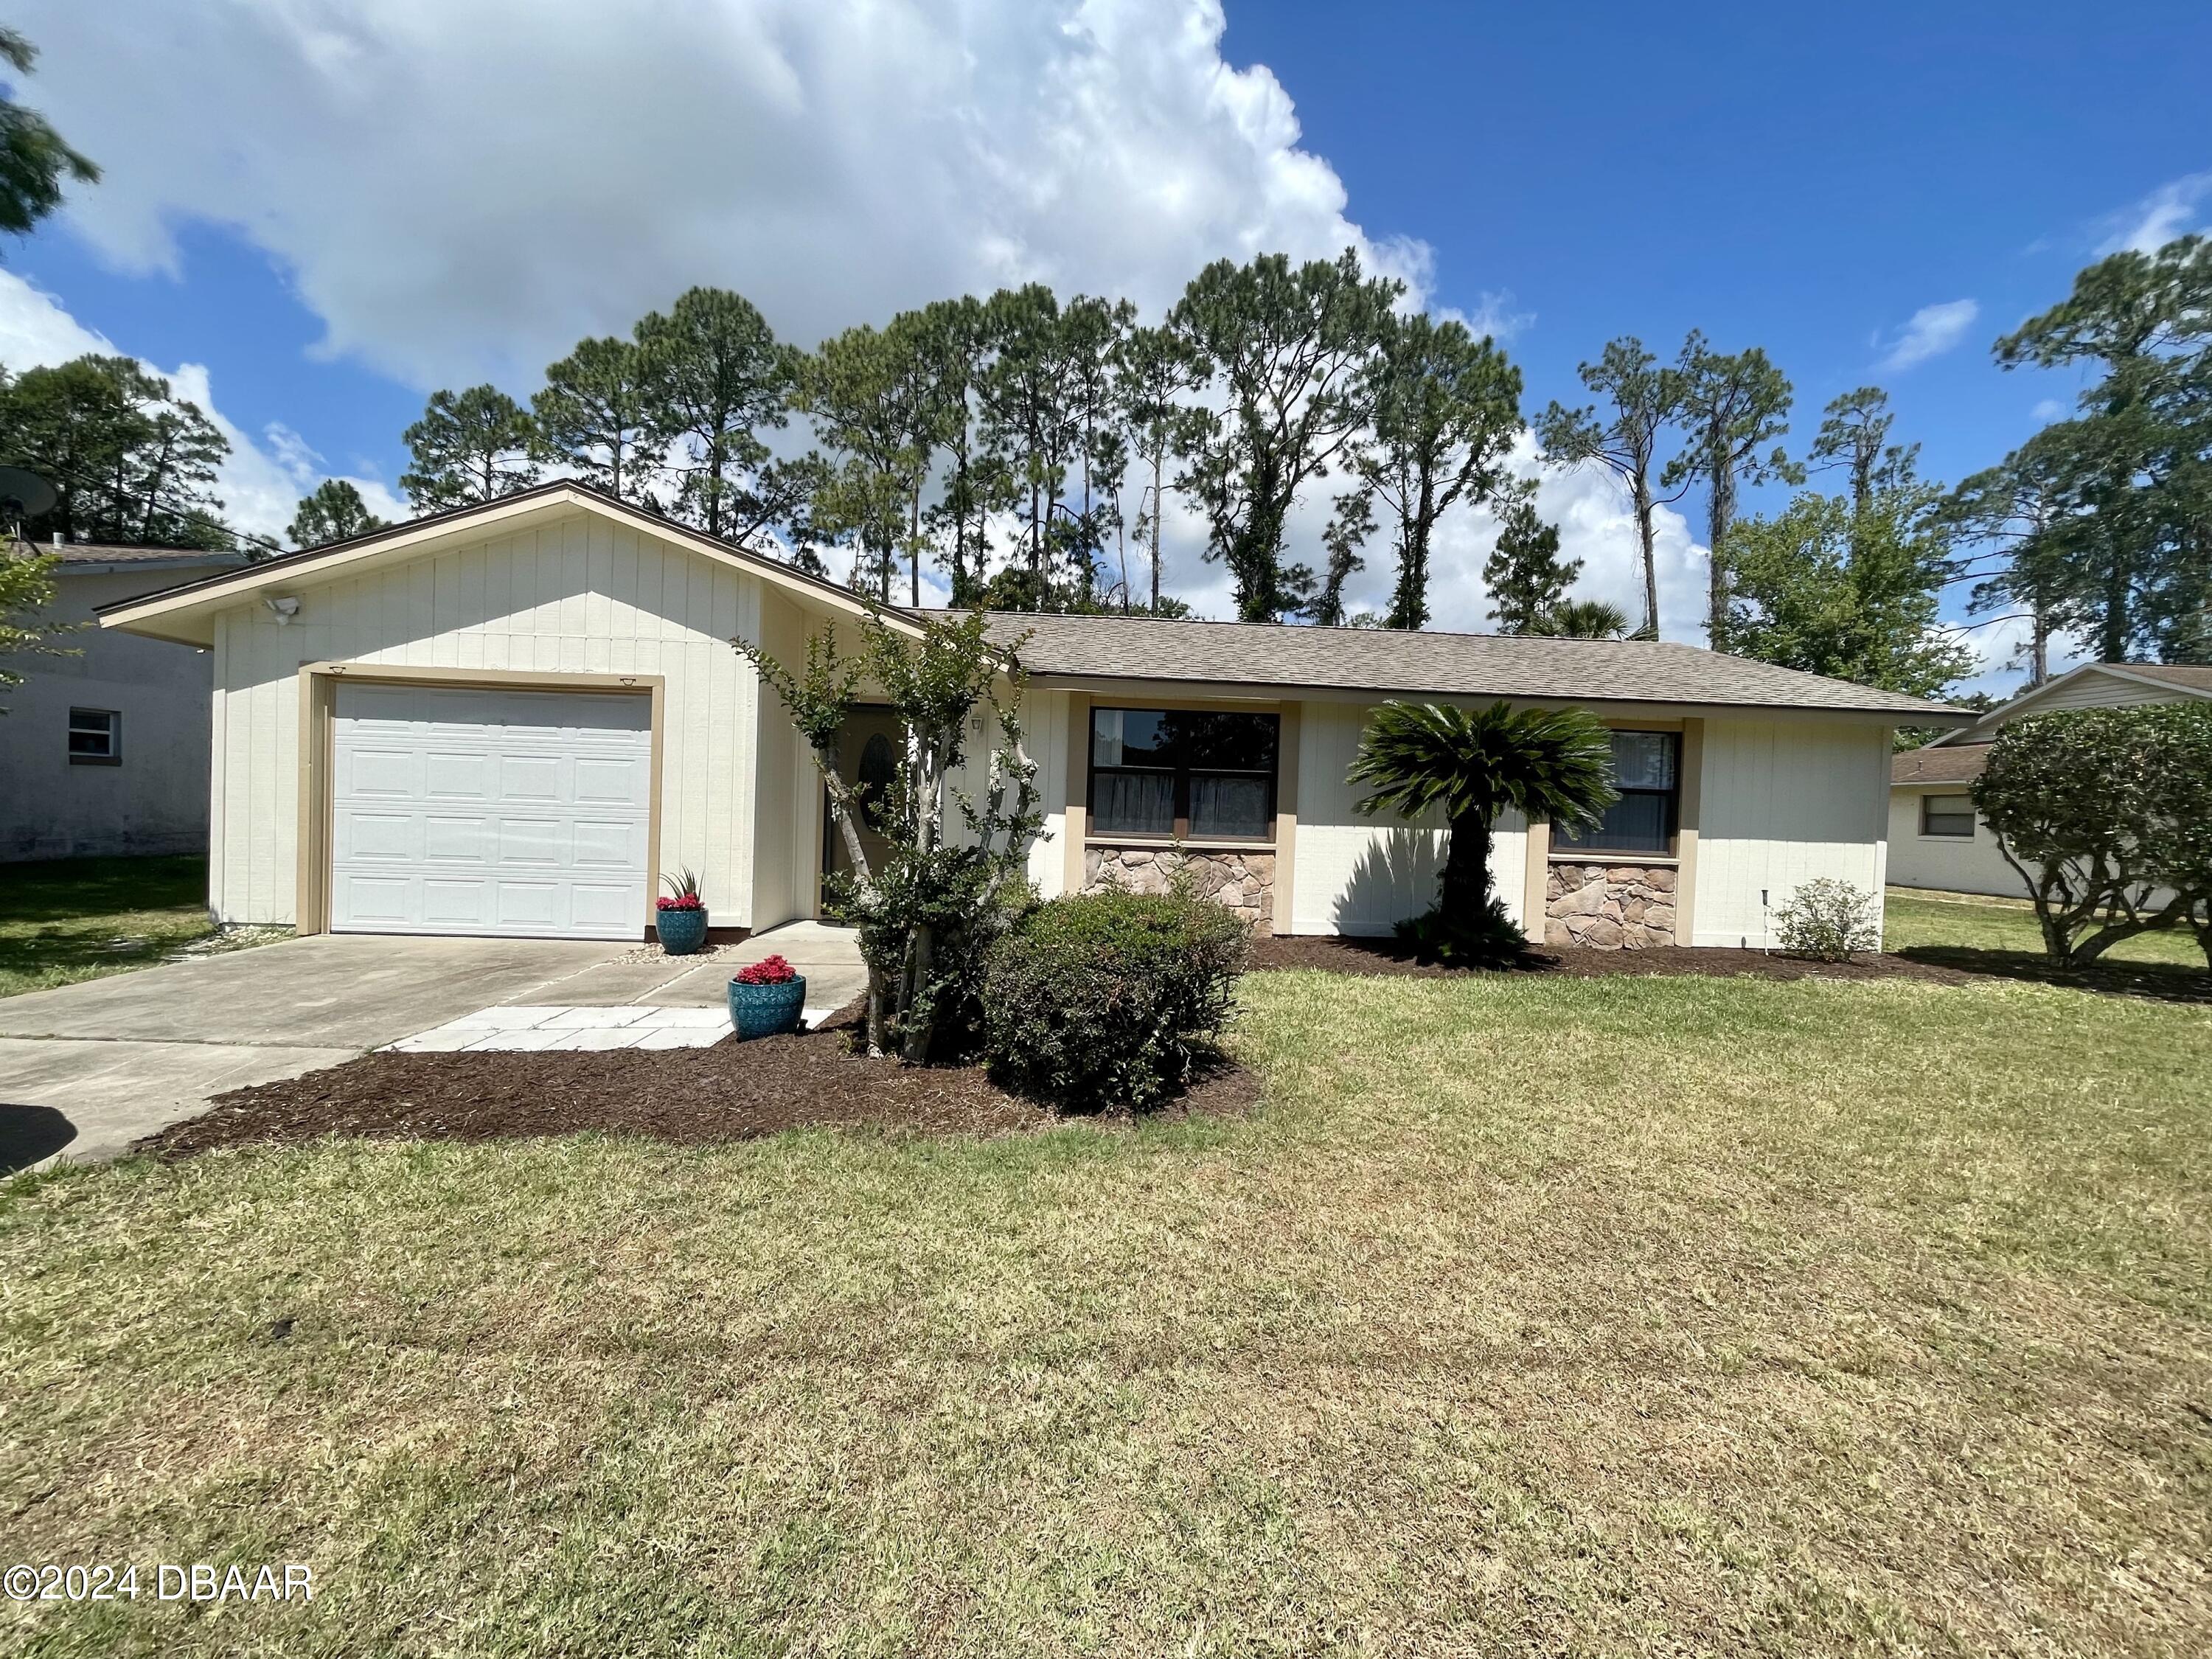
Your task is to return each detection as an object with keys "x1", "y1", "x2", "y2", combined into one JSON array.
[
  {"x1": 19, "y1": 0, "x2": 1434, "y2": 389},
  {"x1": 2096, "y1": 169, "x2": 2212, "y2": 256},
  {"x1": 2031, "y1": 397, "x2": 2065, "y2": 422},
  {"x1": 1874, "y1": 299, "x2": 1980, "y2": 372},
  {"x1": 0, "y1": 271, "x2": 403, "y2": 545}
]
